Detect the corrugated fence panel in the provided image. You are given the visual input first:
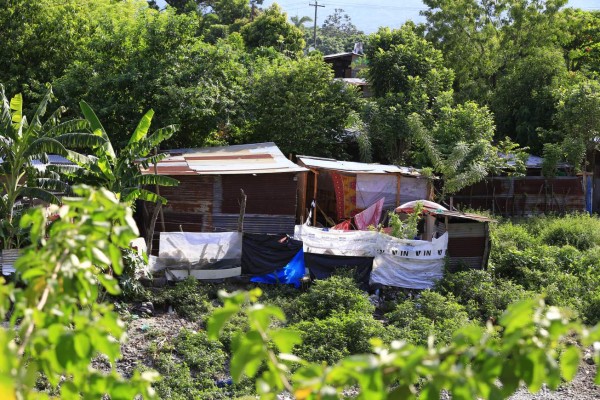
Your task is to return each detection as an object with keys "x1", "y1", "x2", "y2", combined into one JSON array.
[
  {"x1": 454, "y1": 177, "x2": 585, "y2": 216},
  {"x1": 211, "y1": 214, "x2": 296, "y2": 235},
  {"x1": 220, "y1": 173, "x2": 298, "y2": 215}
]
